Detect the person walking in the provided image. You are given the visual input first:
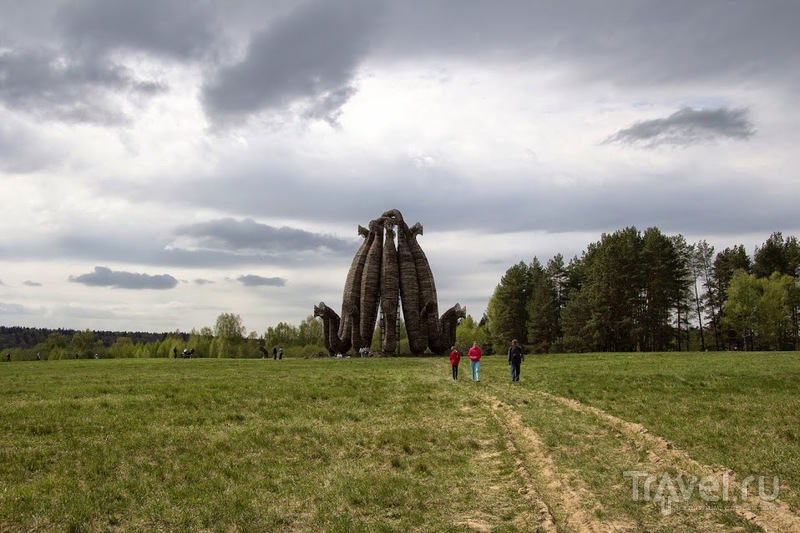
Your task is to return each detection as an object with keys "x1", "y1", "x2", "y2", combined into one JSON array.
[
  {"x1": 468, "y1": 341, "x2": 482, "y2": 382},
  {"x1": 273, "y1": 347, "x2": 277, "y2": 360},
  {"x1": 278, "y1": 347, "x2": 283, "y2": 360},
  {"x1": 508, "y1": 339, "x2": 524, "y2": 382},
  {"x1": 449, "y1": 346, "x2": 461, "y2": 381}
]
